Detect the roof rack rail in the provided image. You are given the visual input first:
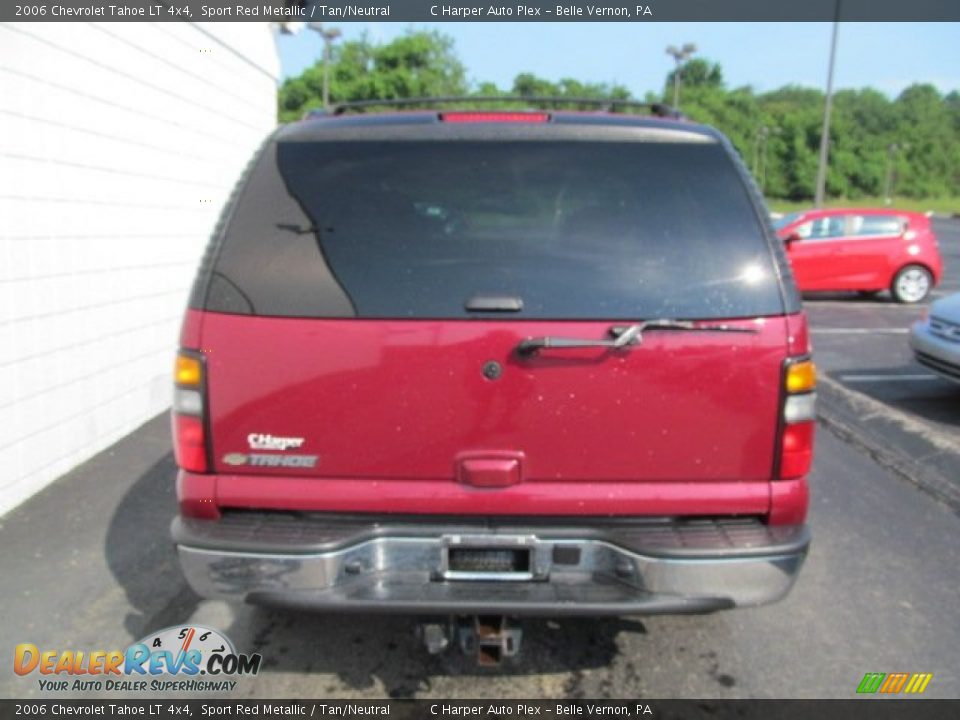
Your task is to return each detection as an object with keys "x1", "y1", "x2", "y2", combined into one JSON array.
[{"x1": 311, "y1": 96, "x2": 684, "y2": 120}]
